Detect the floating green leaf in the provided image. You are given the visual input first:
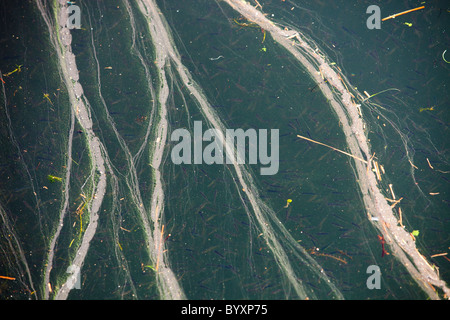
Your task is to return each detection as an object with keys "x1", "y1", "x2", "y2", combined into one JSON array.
[
  {"x1": 144, "y1": 265, "x2": 156, "y2": 271},
  {"x1": 411, "y1": 230, "x2": 420, "y2": 236},
  {"x1": 47, "y1": 175, "x2": 62, "y2": 183}
]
